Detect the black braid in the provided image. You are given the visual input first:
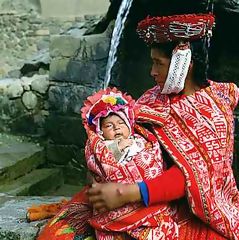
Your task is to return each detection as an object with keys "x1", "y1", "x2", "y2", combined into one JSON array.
[{"x1": 191, "y1": 39, "x2": 210, "y2": 88}]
